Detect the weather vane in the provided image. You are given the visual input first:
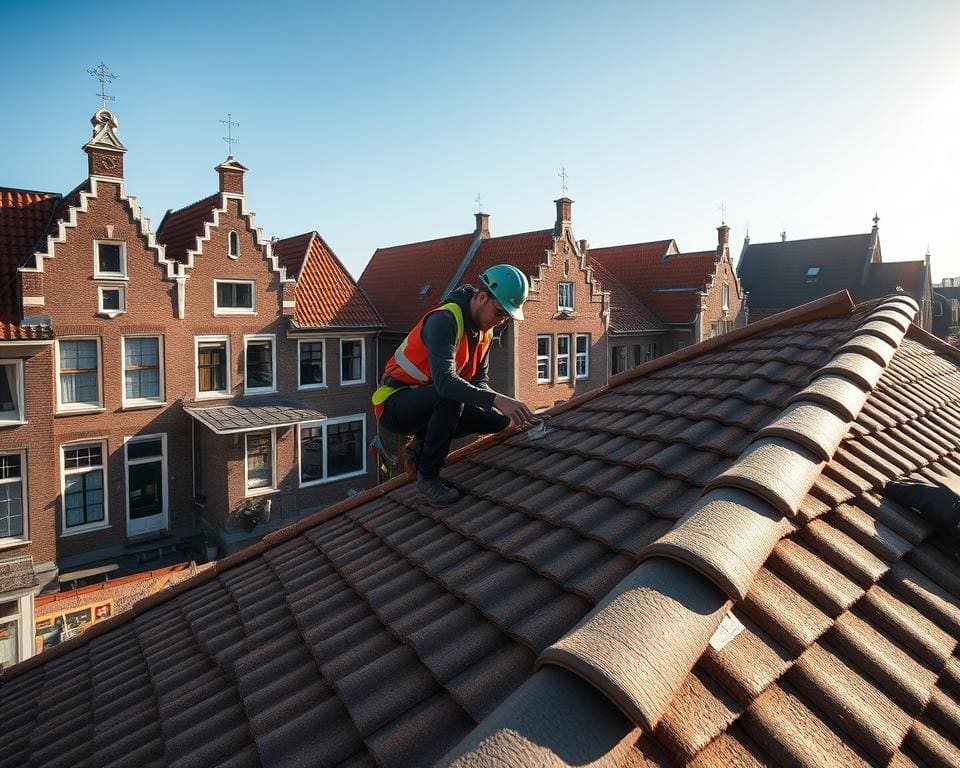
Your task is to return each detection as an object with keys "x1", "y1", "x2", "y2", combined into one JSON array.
[
  {"x1": 474, "y1": 193, "x2": 483, "y2": 213},
  {"x1": 87, "y1": 62, "x2": 117, "y2": 108},
  {"x1": 221, "y1": 113, "x2": 240, "y2": 155},
  {"x1": 558, "y1": 167, "x2": 569, "y2": 195},
  {"x1": 718, "y1": 202, "x2": 727, "y2": 224}
]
